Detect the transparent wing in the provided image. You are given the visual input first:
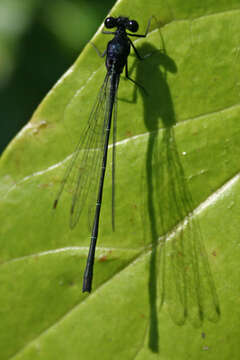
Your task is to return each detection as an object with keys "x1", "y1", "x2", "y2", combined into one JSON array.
[
  {"x1": 54, "y1": 73, "x2": 111, "y2": 229},
  {"x1": 111, "y1": 84, "x2": 118, "y2": 231},
  {"x1": 87, "y1": 73, "x2": 119, "y2": 231}
]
